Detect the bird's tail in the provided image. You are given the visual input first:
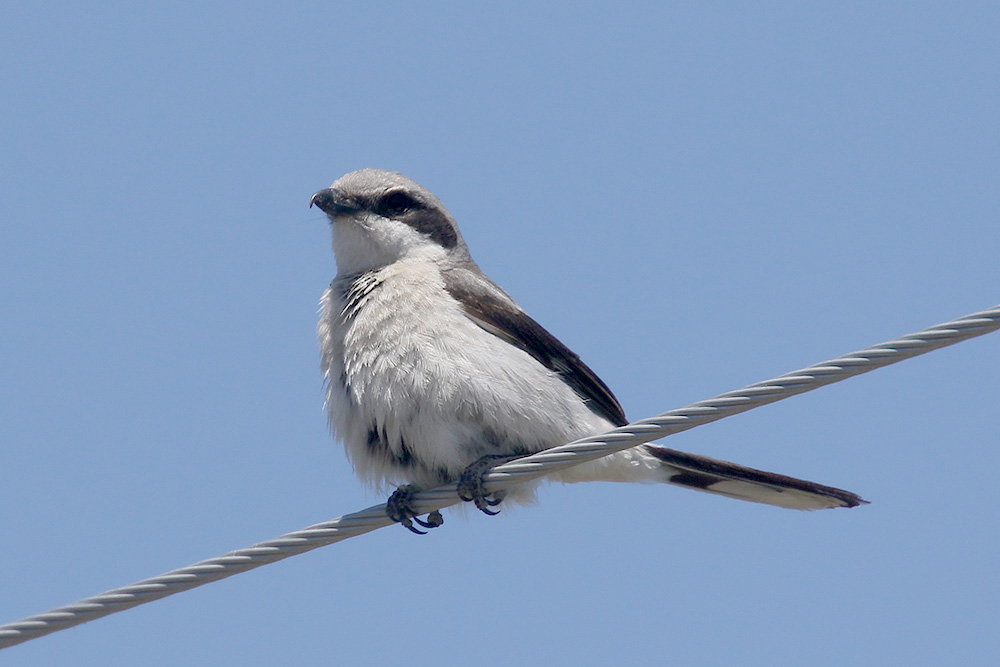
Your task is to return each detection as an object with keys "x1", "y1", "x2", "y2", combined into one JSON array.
[{"x1": 553, "y1": 444, "x2": 866, "y2": 510}]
